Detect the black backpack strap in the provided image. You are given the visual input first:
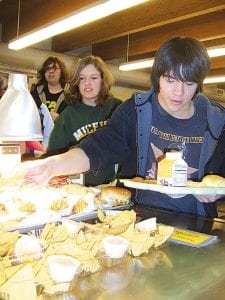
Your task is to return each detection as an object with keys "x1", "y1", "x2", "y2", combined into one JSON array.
[{"x1": 30, "y1": 86, "x2": 42, "y2": 109}]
